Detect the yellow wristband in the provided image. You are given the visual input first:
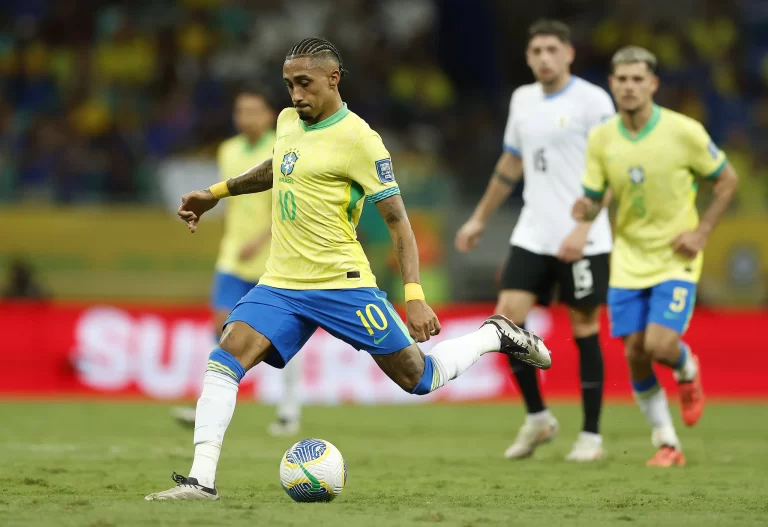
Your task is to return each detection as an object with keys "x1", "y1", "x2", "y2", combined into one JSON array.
[
  {"x1": 209, "y1": 181, "x2": 231, "y2": 199},
  {"x1": 404, "y1": 283, "x2": 425, "y2": 302}
]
